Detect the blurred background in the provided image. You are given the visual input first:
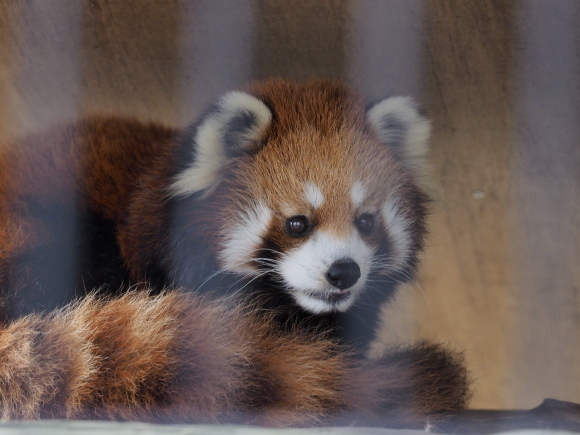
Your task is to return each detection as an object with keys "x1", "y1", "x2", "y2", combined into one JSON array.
[{"x1": 0, "y1": 0, "x2": 578, "y2": 410}]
